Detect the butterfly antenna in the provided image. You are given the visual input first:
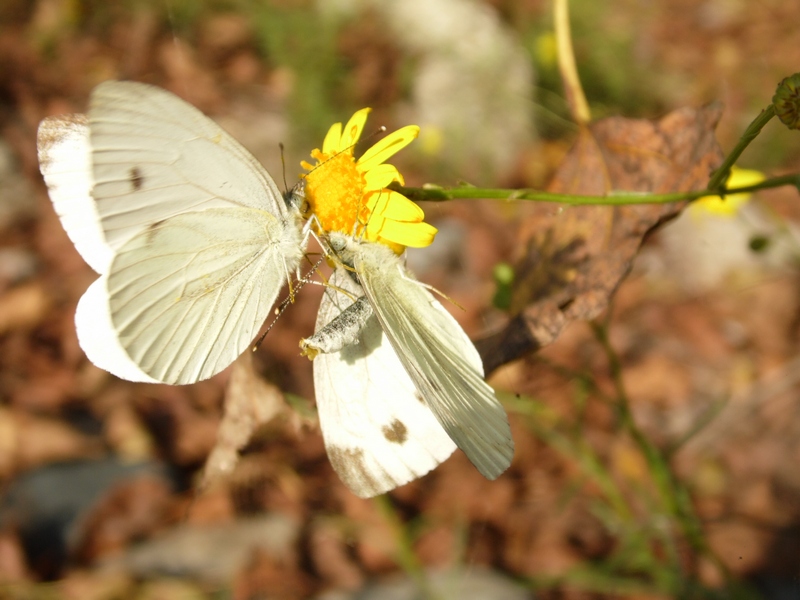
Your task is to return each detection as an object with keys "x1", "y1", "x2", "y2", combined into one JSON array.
[{"x1": 279, "y1": 142, "x2": 289, "y2": 192}]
